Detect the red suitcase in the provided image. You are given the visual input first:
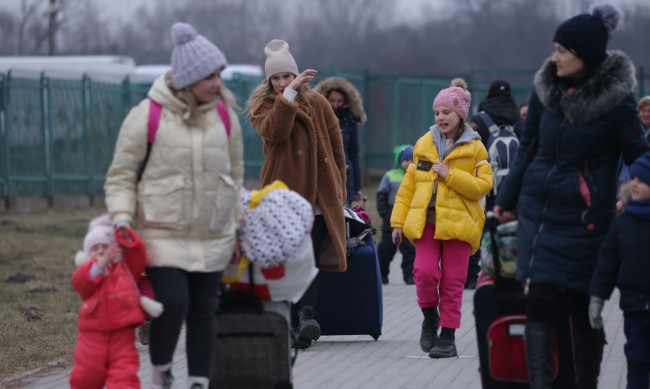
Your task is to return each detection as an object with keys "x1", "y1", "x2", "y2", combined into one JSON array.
[{"x1": 473, "y1": 216, "x2": 575, "y2": 388}]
